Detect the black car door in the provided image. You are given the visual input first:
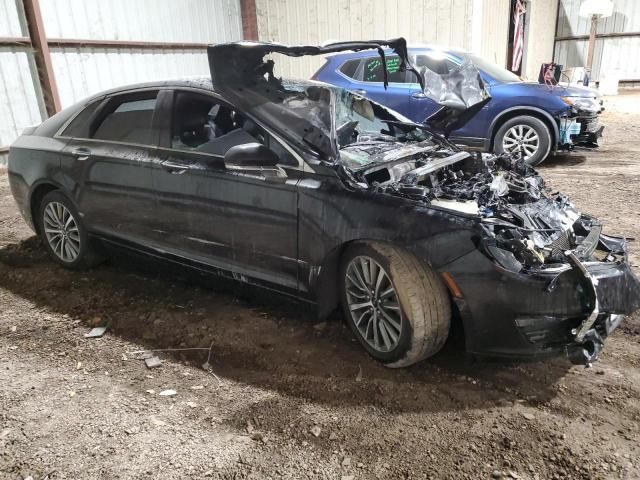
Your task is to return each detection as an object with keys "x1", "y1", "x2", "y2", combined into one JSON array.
[
  {"x1": 60, "y1": 89, "x2": 161, "y2": 245},
  {"x1": 149, "y1": 89, "x2": 301, "y2": 292}
]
